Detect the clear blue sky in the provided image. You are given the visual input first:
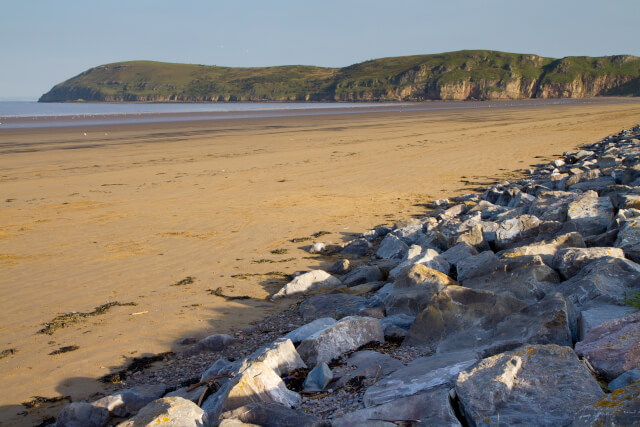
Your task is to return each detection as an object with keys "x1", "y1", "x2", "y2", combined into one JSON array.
[{"x1": 1, "y1": 0, "x2": 639, "y2": 99}]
